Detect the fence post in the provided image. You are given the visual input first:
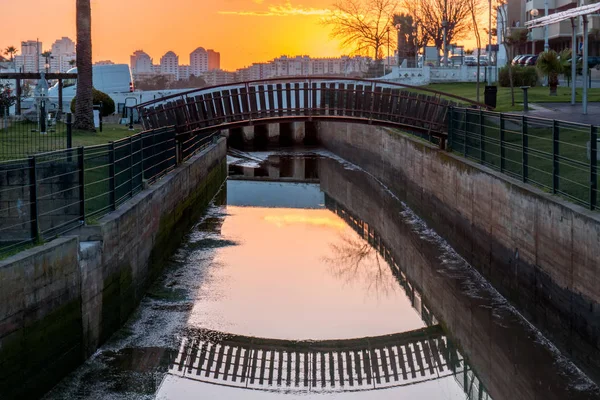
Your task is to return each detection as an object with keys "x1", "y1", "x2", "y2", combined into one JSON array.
[
  {"x1": 29, "y1": 156, "x2": 40, "y2": 243},
  {"x1": 66, "y1": 113, "x2": 73, "y2": 149},
  {"x1": 590, "y1": 125, "x2": 597, "y2": 210},
  {"x1": 447, "y1": 106, "x2": 454, "y2": 151},
  {"x1": 552, "y1": 120, "x2": 559, "y2": 194},
  {"x1": 479, "y1": 109, "x2": 484, "y2": 163},
  {"x1": 109, "y1": 141, "x2": 116, "y2": 210},
  {"x1": 463, "y1": 109, "x2": 468, "y2": 157},
  {"x1": 521, "y1": 116, "x2": 528, "y2": 182},
  {"x1": 129, "y1": 136, "x2": 134, "y2": 199},
  {"x1": 78, "y1": 146, "x2": 86, "y2": 223},
  {"x1": 500, "y1": 114, "x2": 505, "y2": 173}
]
